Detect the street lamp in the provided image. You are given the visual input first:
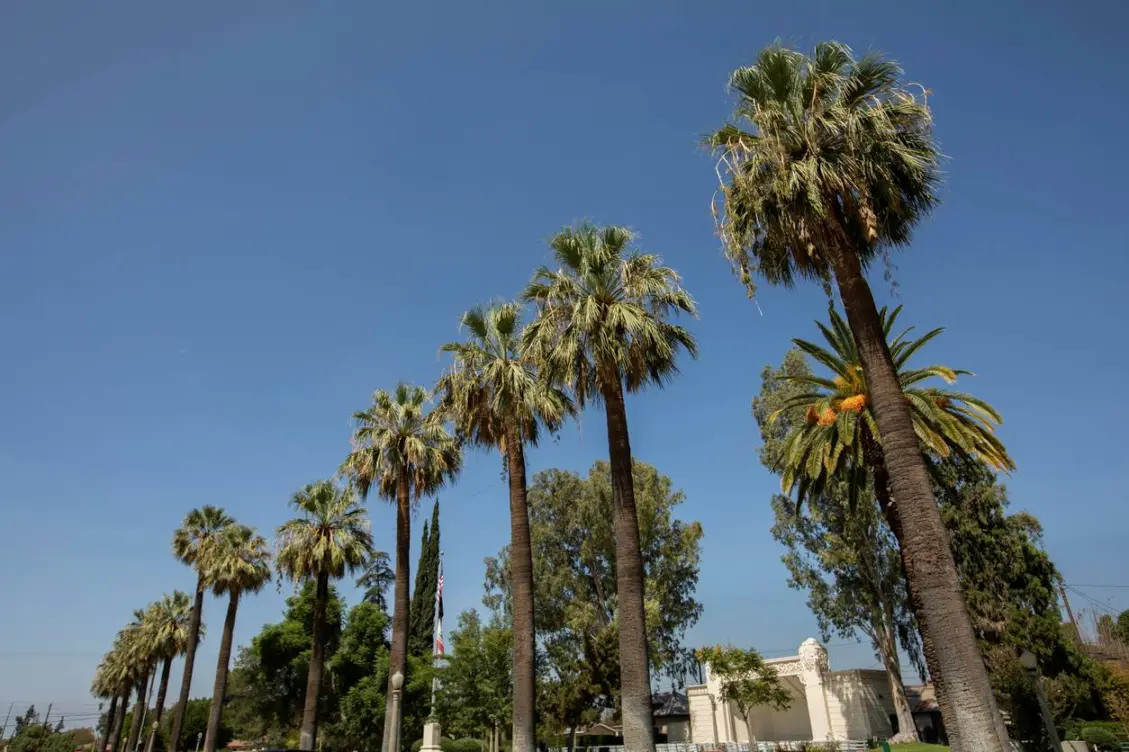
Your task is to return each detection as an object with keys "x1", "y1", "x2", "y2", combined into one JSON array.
[
  {"x1": 194, "y1": 732, "x2": 203, "y2": 752},
  {"x1": 389, "y1": 671, "x2": 405, "y2": 752},
  {"x1": 1021, "y1": 650, "x2": 1062, "y2": 752}
]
